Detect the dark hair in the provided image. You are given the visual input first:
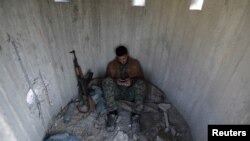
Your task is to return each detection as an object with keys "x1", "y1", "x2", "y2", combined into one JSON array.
[{"x1": 115, "y1": 46, "x2": 128, "y2": 56}]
